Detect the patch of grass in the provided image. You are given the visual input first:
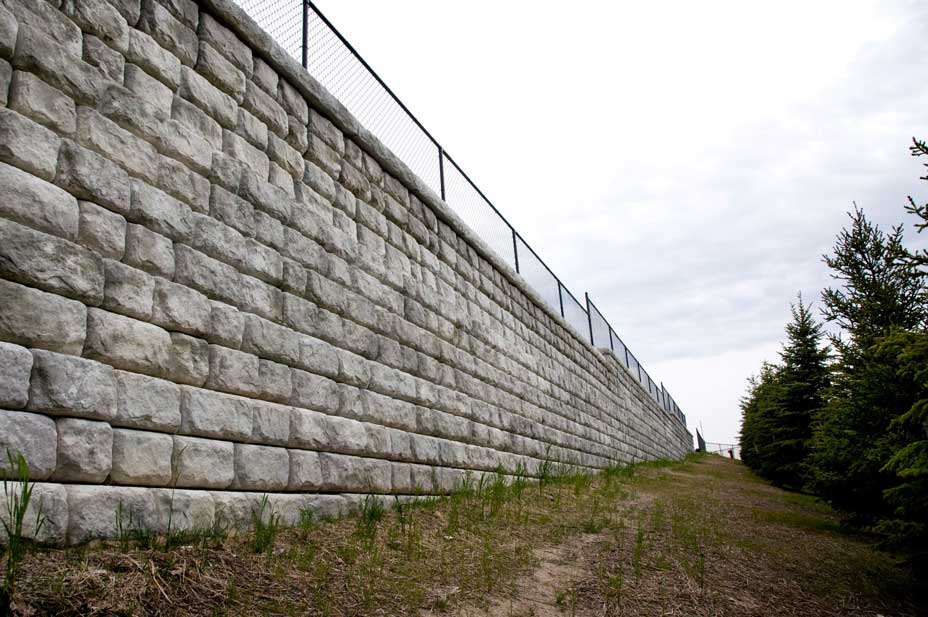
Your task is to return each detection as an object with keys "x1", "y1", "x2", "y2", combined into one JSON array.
[
  {"x1": 753, "y1": 508, "x2": 844, "y2": 534},
  {"x1": 10, "y1": 454, "x2": 925, "y2": 616},
  {"x1": 251, "y1": 494, "x2": 281, "y2": 555},
  {"x1": 2, "y1": 451, "x2": 46, "y2": 613}
]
